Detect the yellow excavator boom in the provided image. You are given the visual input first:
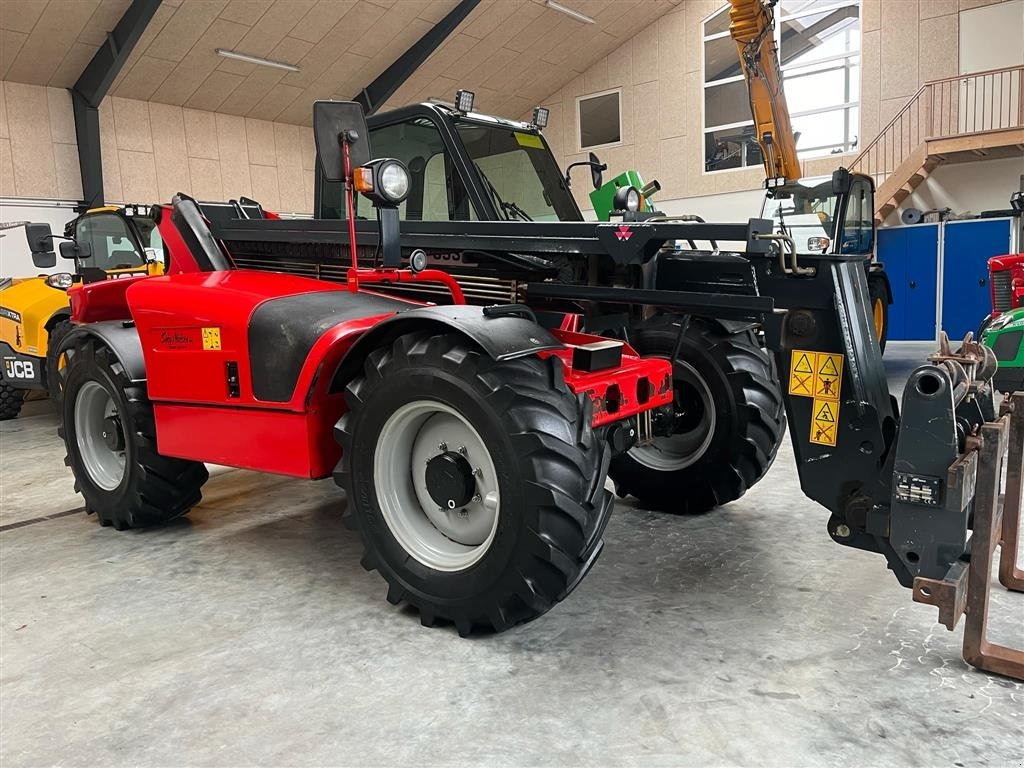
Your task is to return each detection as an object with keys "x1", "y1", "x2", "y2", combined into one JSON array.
[{"x1": 728, "y1": 0, "x2": 802, "y2": 185}]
